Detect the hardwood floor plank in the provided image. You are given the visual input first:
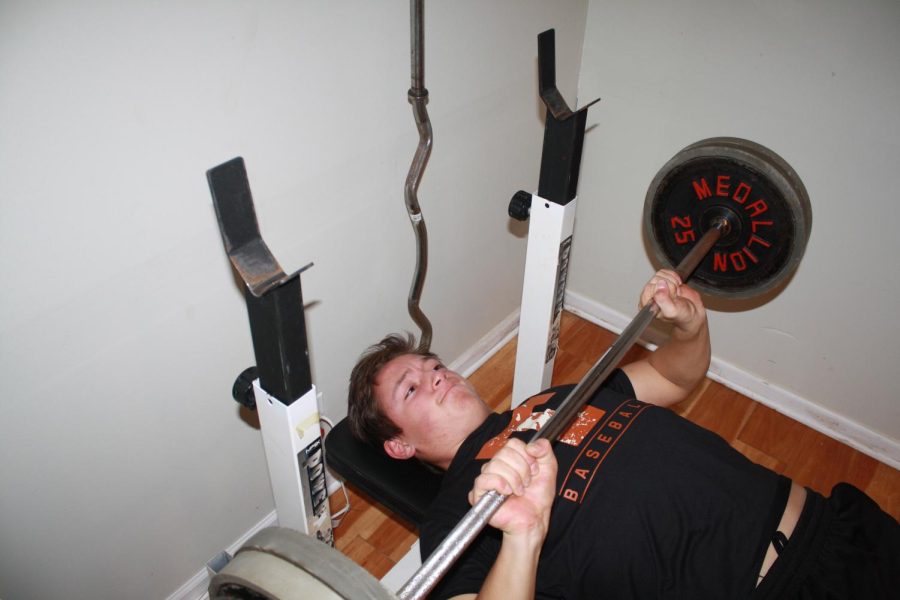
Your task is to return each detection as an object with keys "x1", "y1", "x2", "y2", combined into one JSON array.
[
  {"x1": 737, "y1": 403, "x2": 880, "y2": 499},
  {"x1": 730, "y1": 439, "x2": 786, "y2": 473},
  {"x1": 340, "y1": 535, "x2": 396, "y2": 579},
  {"x1": 677, "y1": 381, "x2": 756, "y2": 443},
  {"x1": 370, "y1": 515, "x2": 417, "y2": 562},
  {"x1": 669, "y1": 377, "x2": 711, "y2": 418},
  {"x1": 865, "y1": 463, "x2": 900, "y2": 520},
  {"x1": 467, "y1": 338, "x2": 516, "y2": 412},
  {"x1": 333, "y1": 495, "x2": 389, "y2": 550}
]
